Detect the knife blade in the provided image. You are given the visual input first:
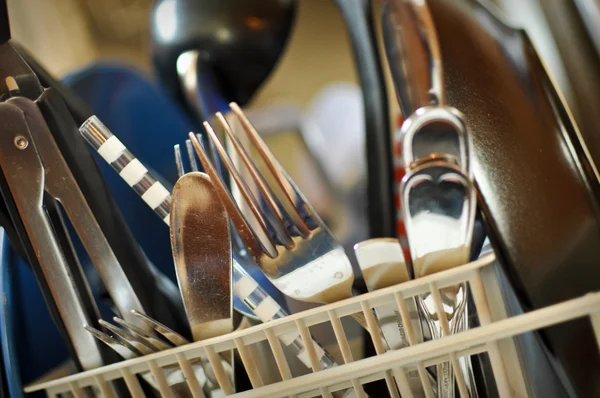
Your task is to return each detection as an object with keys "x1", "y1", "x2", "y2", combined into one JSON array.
[{"x1": 171, "y1": 171, "x2": 234, "y2": 341}]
